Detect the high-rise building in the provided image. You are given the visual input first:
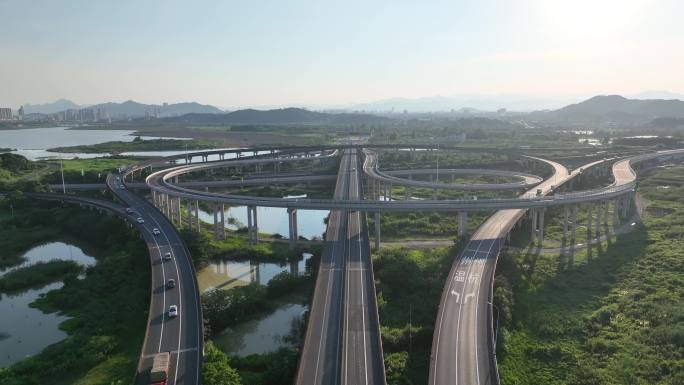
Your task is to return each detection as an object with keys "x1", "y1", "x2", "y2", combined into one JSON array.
[
  {"x1": 0, "y1": 108, "x2": 12, "y2": 120},
  {"x1": 18, "y1": 105, "x2": 24, "y2": 119}
]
